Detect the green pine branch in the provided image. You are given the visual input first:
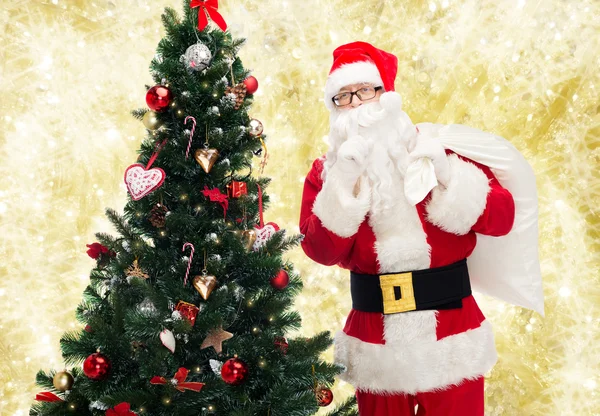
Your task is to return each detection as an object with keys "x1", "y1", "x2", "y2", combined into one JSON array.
[
  {"x1": 105, "y1": 208, "x2": 138, "y2": 242},
  {"x1": 325, "y1": 394, "x2": 359, "y2": 416},
  {"x1": 161, "y1": 7, "x2": 181, "y2": 40}
]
